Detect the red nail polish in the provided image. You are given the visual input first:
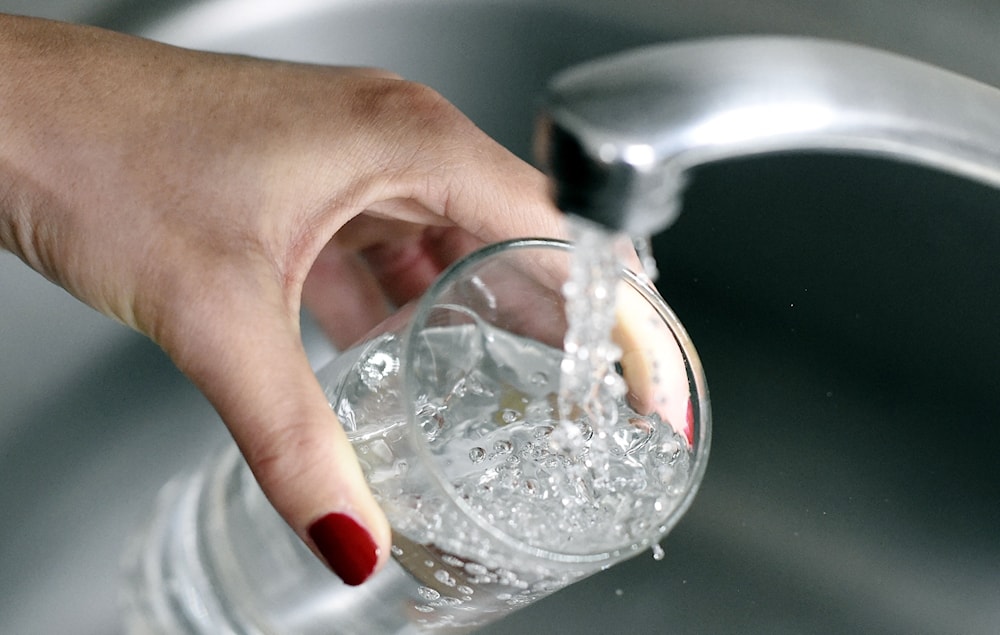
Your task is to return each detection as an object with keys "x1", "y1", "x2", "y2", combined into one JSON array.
[
  {"x1": 308, "y1": 513, "x2": 379, "y2": 586},
  {"x1": 685, "y1": 398, "x2": 695, "y2": 446}
]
